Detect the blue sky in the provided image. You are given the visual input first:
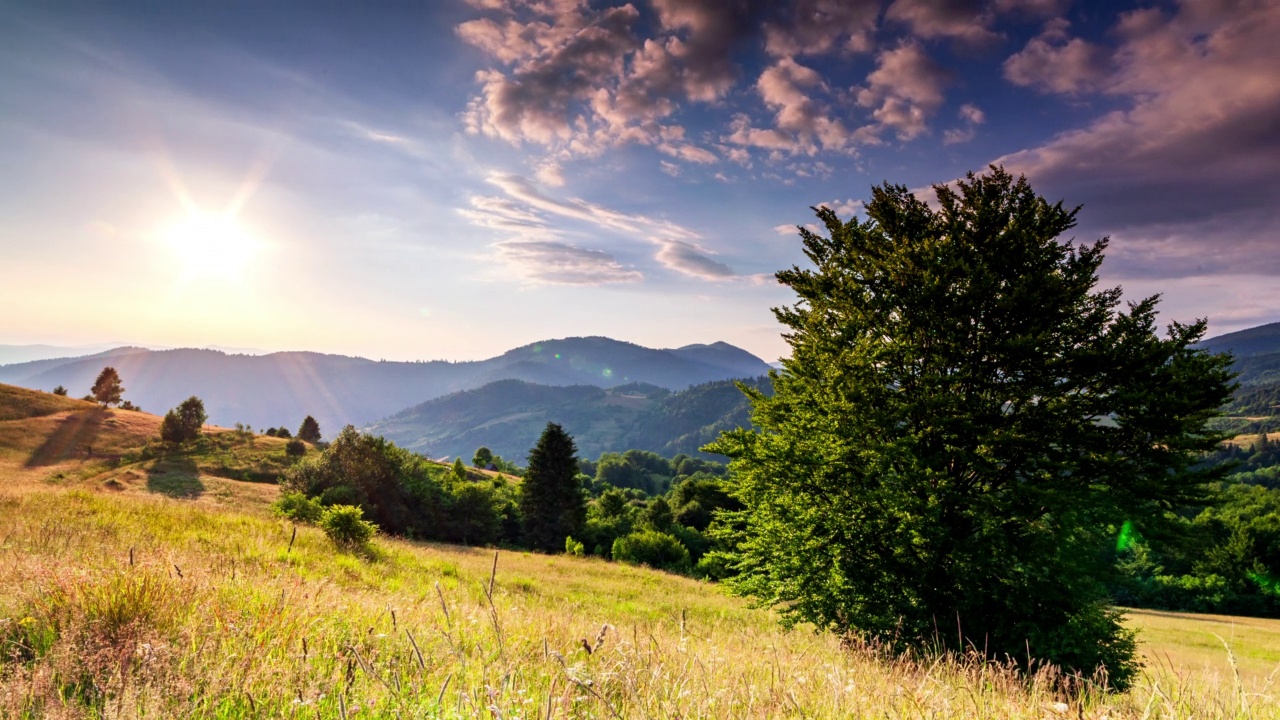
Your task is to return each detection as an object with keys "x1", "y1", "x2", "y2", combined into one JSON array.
[{"x1": 2, "y1": 0, "x2": 1277, "y2": 362}]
